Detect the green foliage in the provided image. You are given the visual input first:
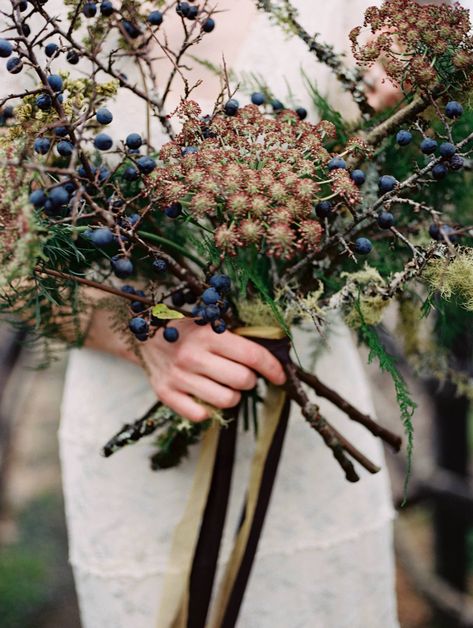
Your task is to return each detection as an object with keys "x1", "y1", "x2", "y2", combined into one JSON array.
[
  {"x1": 150, "y1": 420, "x2": 208, "y2": 469},
  {"x1": 356, "y1": 302, "x2": 416, "y2": 504},
  {"x1": 301, "y1": 70, "x2": 349, "y2": 143}
]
